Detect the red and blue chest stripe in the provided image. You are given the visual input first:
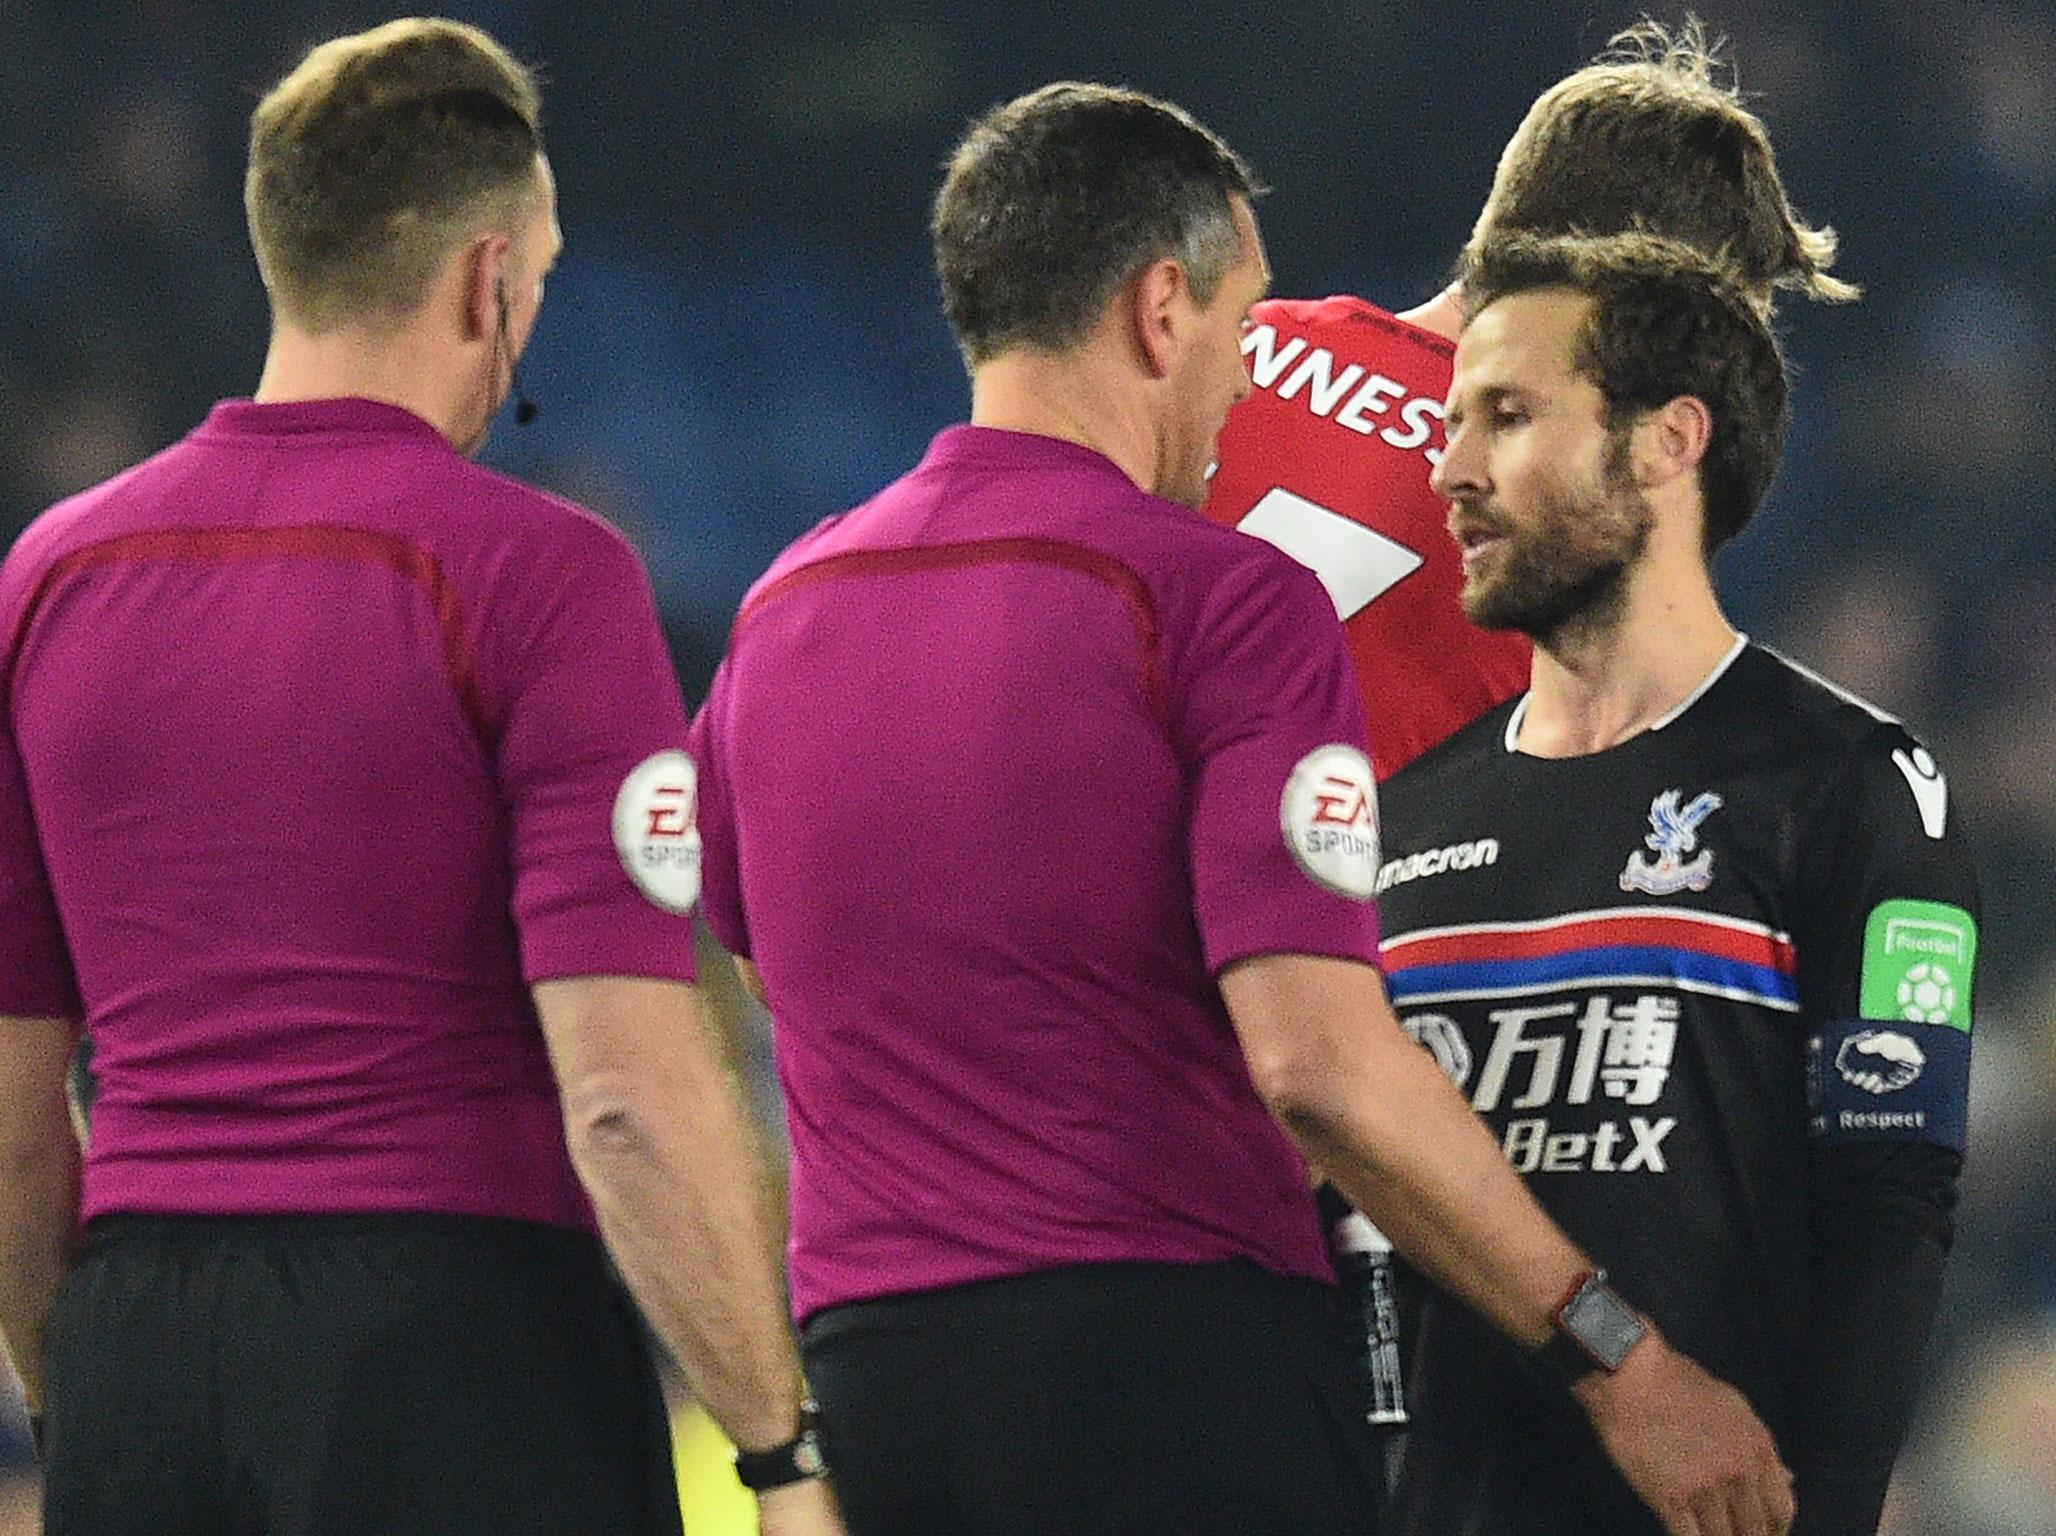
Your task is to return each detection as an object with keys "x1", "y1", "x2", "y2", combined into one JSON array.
[{"x1": 1382, "y1": 907, "x2": 1800, "y2": 1012}]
